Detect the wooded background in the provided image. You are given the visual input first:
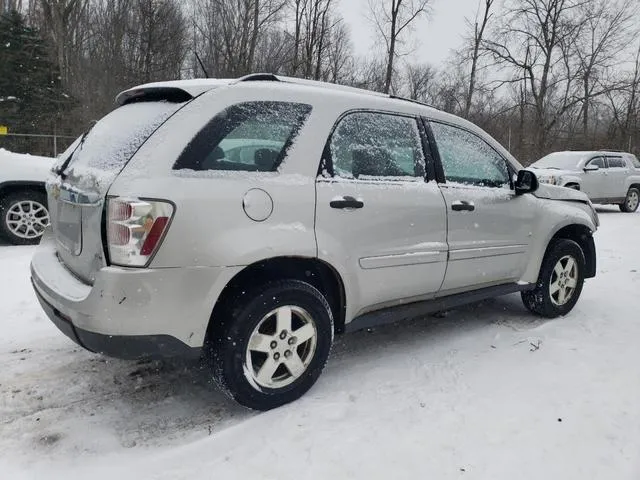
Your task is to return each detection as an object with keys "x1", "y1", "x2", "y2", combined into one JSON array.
[{"x1": 1, "y1": 0, "x2": 639, "y2": 164}]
